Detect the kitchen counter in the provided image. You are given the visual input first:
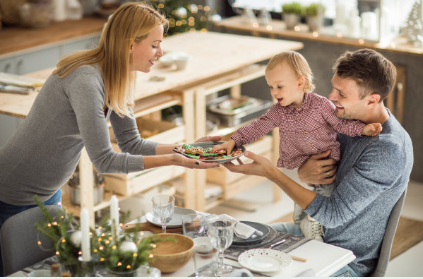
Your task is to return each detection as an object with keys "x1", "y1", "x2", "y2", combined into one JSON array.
[
  {"x1": 214, "y1": 16, "x2": 423, "y2": 56},
  {"x1": 0, "y1": 16, "x2": 107, "y2": 56}
]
